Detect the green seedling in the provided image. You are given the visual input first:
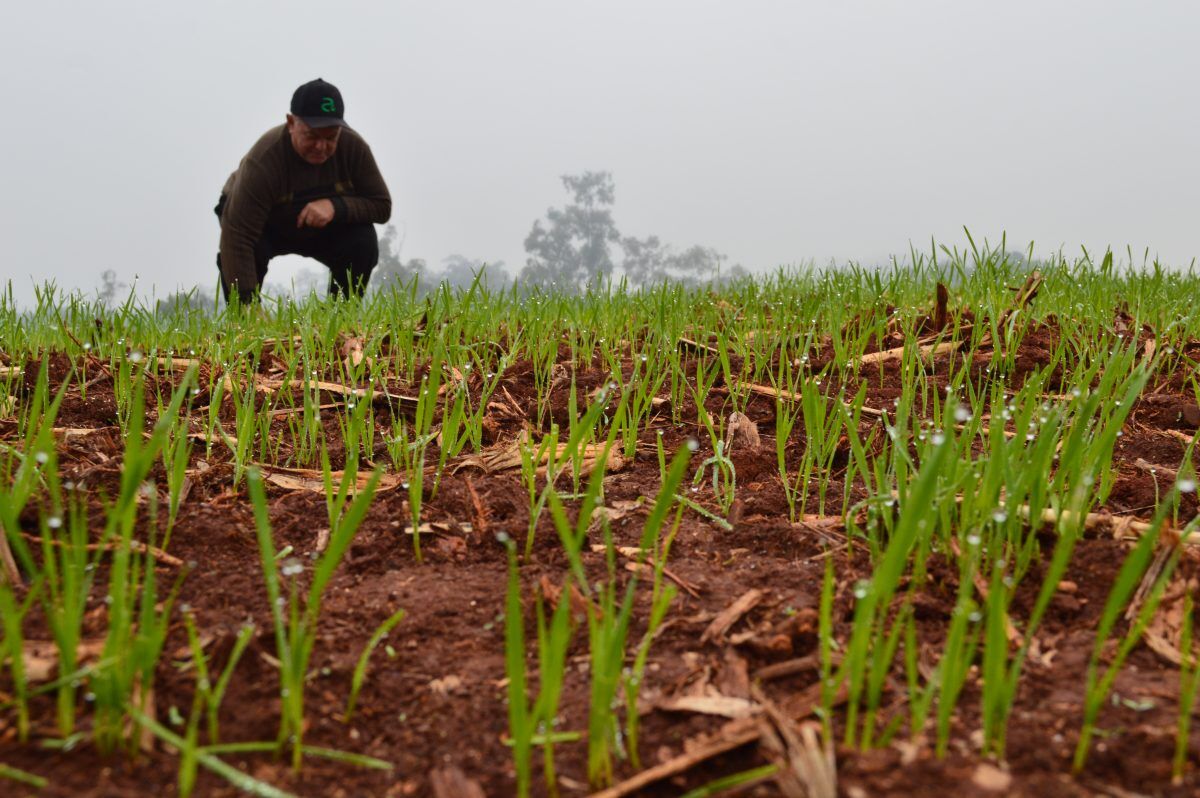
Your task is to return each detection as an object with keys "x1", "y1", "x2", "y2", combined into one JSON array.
[
  {"x1": 344, "y1": 608, "x2": 406, "y2": 723},
  {"x1": 248, "y1": 464, "x2": 383, "y2": 770}
]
